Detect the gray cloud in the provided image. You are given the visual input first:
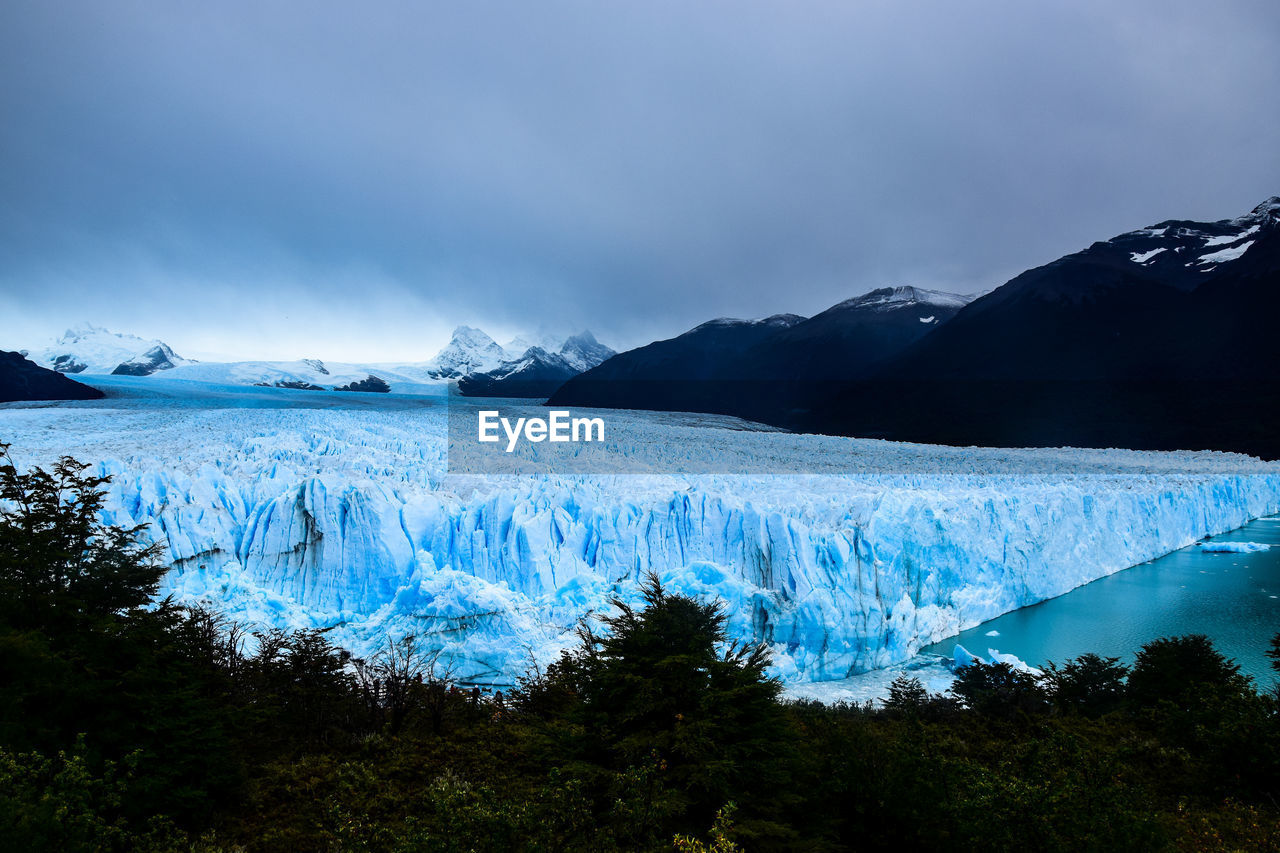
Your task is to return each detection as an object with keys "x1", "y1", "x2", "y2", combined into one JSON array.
[{"x1": 2, "y1": 0, "x2": 1278, "y2": 359}]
